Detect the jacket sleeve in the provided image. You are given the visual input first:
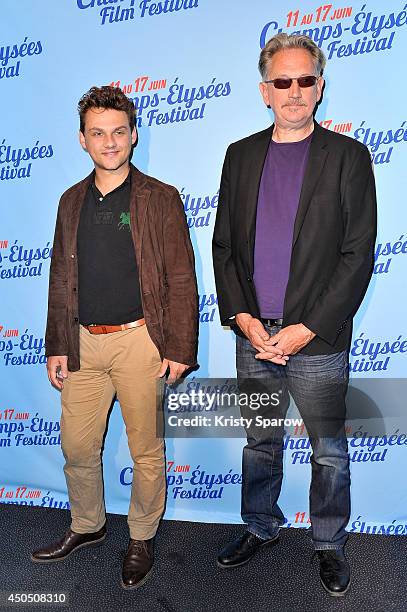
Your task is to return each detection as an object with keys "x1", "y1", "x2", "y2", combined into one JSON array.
[
  {"x1": 301, "y1": 146, "x2": 377, "y2": 345},
  {"x1": 212, "y1": 146, "x2": 250, "y2": 325},
  {"x1": 45, "y1": 198, "x2": 69, "y2": 357},
  {"x1": 162, "y1": 189, "x2": 198, "y2": 366}
]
